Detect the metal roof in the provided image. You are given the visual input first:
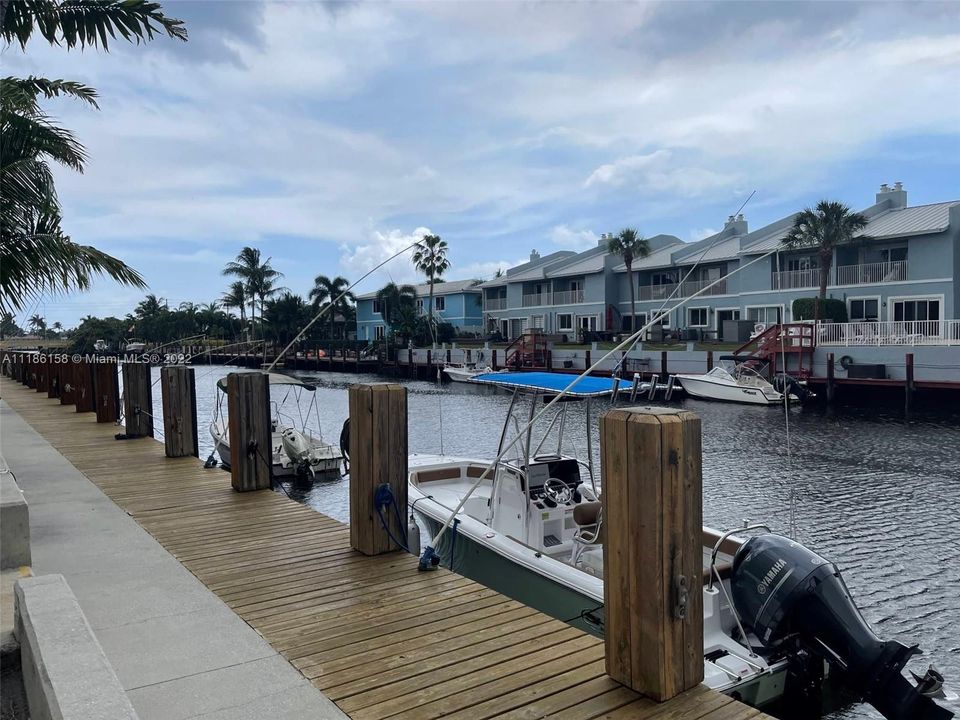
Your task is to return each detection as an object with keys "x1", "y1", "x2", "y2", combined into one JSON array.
[
  {"x1": 742, "y1": 201, "x2": 957, "y2": 254},
  {"x1": 611, "y1": 240, "x2": 686, "y2": 272},
  {"x1": 356, "y1": 278, "x2": 481, "y2": 300},
  {"x1": 857, "y1": 201, "x2": 957, "y2": 239},
  {"x1": 545, "y1": 249, "x2": 608, "y2": 278},
  {"x1": 672, "y1": 235, "x2": 742, "y2": 264}
]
